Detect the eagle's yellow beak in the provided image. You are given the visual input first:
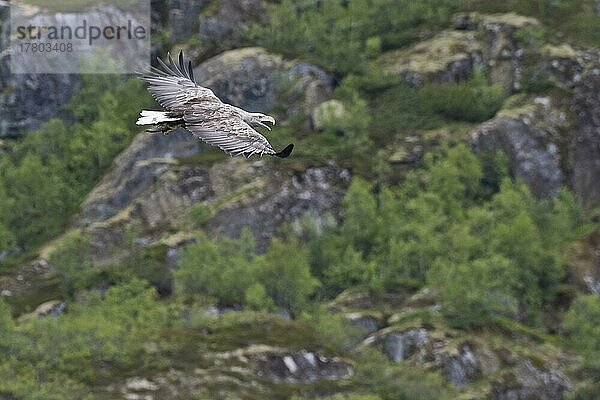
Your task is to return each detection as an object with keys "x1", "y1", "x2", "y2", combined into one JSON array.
[{"x1": 263, "y1": 115, "x2": 276, "y2": 126}]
